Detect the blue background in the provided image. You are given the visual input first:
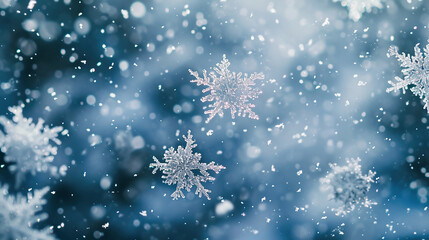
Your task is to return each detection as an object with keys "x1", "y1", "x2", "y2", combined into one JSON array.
[{"x1": 0, "y1": 0, "x2": 428, "y2": 239}]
